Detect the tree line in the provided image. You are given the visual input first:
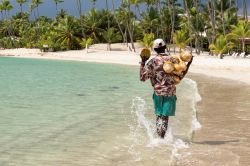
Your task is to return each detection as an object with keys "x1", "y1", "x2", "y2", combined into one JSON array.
[{"x1": 0, "y1": 0, "x2": 250, "y2": 56}]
